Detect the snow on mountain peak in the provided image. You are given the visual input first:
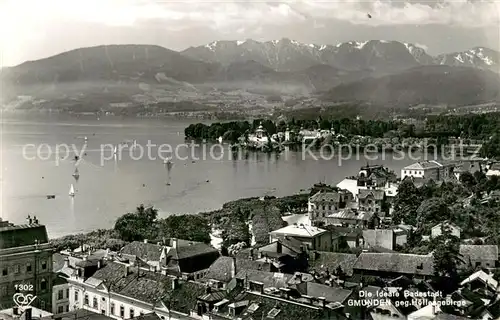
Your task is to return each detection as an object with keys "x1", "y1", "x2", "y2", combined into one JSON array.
[
  {"x1": 237, "y1": 40, "x2": 245, "y2": 46},
  {"x1": 204, "y1": 41, "x2": 218, "y2": 52}
]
